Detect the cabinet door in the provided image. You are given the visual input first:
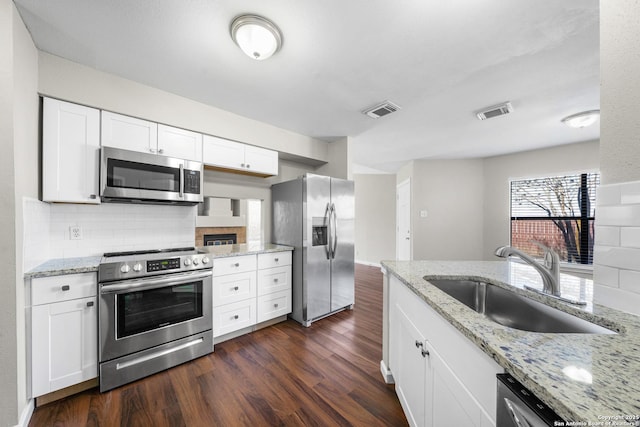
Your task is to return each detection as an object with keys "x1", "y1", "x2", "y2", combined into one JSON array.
[
  {"x1": 202, "y1": 135, "x2": 245, "y2": 170},
  {"x1": 391, "y1": 304, "x2": 428, "y2": 427},
  {"x1": 157, "y1": 124, "x2": 203, "y2": 161},
  {"x1": 244, "y1": 145, "x2": 278, "y2": 176},
  {"x1": 101, "y1": 111, "x2": 158, "y2": 154},
  {"x1": 257, "y1": 265, "x2": 291, "y2": 296},
  {"x1": 213, "y1": 299, "x2": 257, "y2": 337},
  {"x1": 429, "y1": 342, "x2": 489, "y2": 427},
  {"x1": 31, "y1": 297, "x2": 97, "y2": 397},
  {"x1": 42, "y1": 98, "x2": 100, "y2": 204}
]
